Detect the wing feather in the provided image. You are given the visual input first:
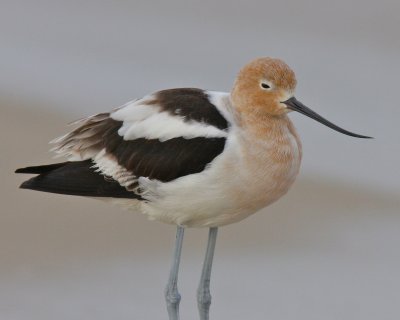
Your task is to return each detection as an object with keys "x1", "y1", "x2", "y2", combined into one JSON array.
[{"x1": 50, "y1": 88, "x2": 231, "y2": 196}]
